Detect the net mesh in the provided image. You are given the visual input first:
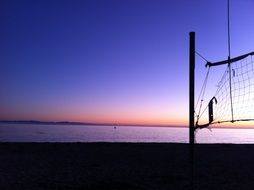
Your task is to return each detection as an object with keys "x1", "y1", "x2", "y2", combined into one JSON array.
[{"x1": 196, "y1": 54, "x2": 254, "y2": 126}]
